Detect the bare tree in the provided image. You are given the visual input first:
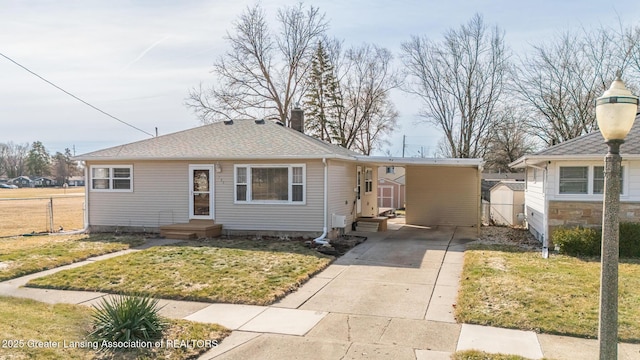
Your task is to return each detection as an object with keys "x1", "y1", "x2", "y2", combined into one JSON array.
[
  {"x1": 401, "y1": 14, "x2": 508, "y2": 158},
  {"x1": 483, "y1": 106, "x2": 538, "y2": 172},
  {"x1": 338, "y1": 44, "x2": 399, "y2": 155},
  {"x1": 186, "y1": 3, "x2": 328, "y2": 125},
  {"x1": 0, "y1": 142, "x2": 29, "y2": 178},
  {"x1": 303, "y1": 42, "x2": 399, "y2": 155},
  {"x1": 513, "y1": 26, "x2": 640, "y2": 146}
]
